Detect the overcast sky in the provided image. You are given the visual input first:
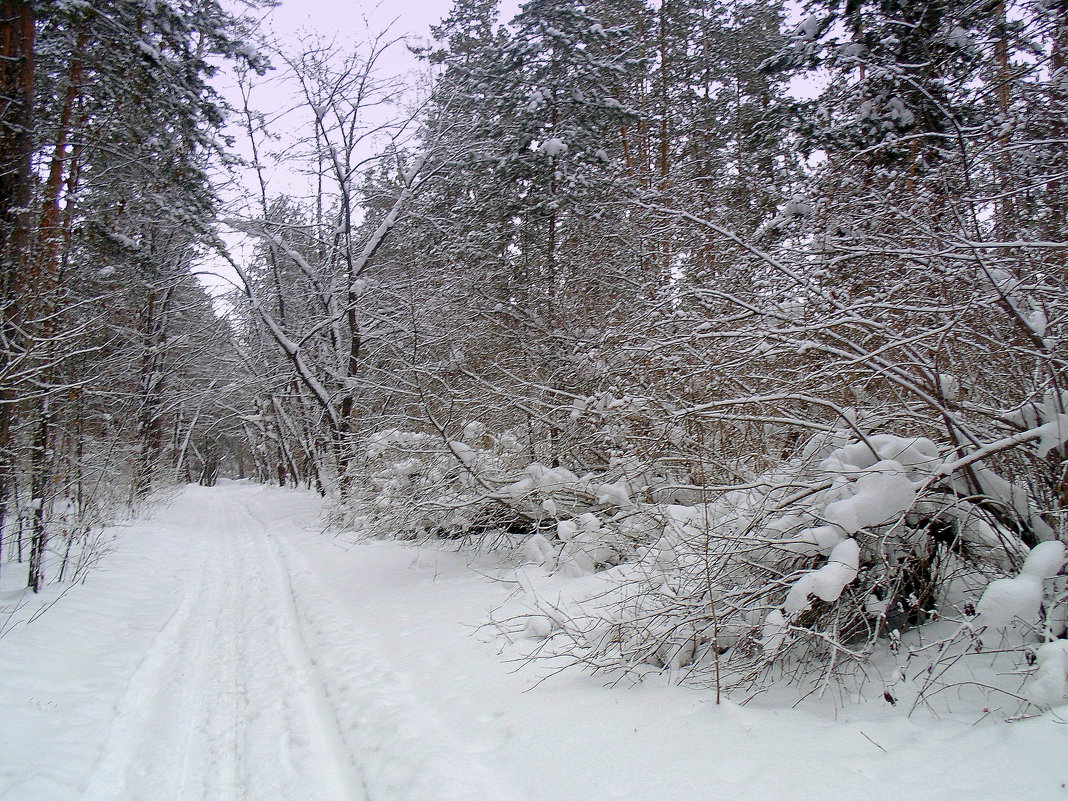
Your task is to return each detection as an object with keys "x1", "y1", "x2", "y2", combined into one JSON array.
[
  {"x1": 269, "y1": 0, "x2": 439, "y2": 42},
  {"x1": 252, "y1": 0, "x2": 491, "y2": 52},
  {"x1": 218, "y1": 0, "x2": 495, "y2": 188},
  {"x1": 231, "y1": 0, "x2": 453, "y2": 117}
]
